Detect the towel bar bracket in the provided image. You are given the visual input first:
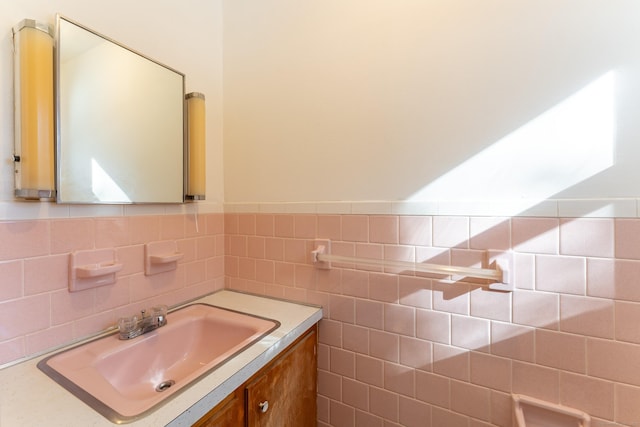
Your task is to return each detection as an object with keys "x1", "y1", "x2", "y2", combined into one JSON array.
[{"x1": 311, "y1": 239, "x2": 331, "y2": 270}]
